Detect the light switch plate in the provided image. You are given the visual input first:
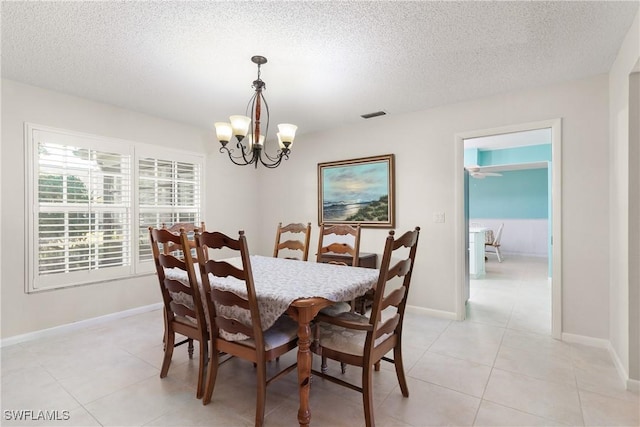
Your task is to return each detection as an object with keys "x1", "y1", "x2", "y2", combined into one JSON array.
[{"x1": 433, "y1": 212, "x2": 445, "y2": 223}]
